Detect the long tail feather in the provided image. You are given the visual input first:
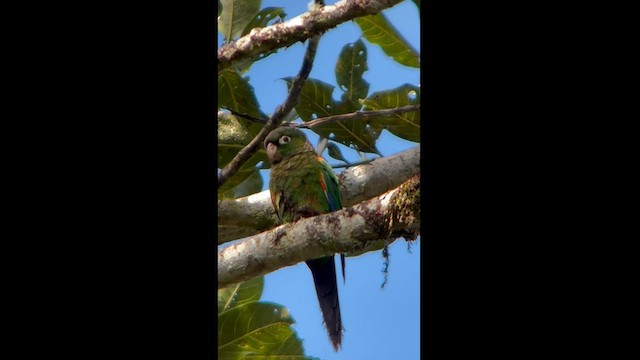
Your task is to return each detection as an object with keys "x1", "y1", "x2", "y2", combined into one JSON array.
[
  {"x1": 306, "y1": 257, "x2": 343, "y2": 351},
  {"x1": 340, "y1": 254, "x2": 346, "y2": 284}
]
